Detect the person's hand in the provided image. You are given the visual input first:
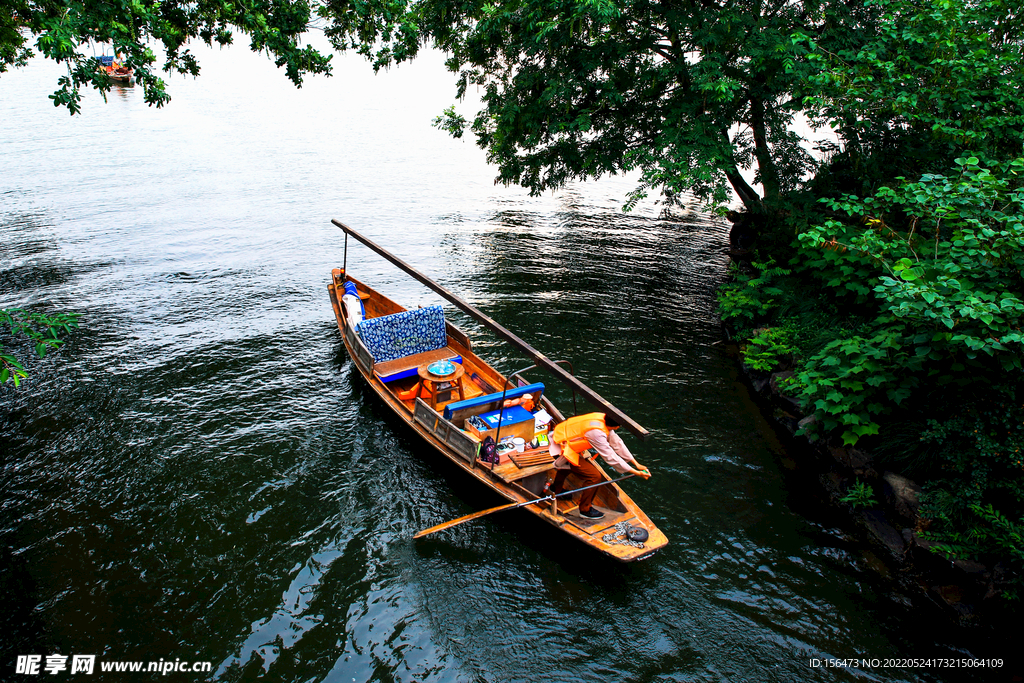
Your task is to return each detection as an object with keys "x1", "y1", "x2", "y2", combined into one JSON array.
[{"x1": 633, "y1": 467, "x2": 651, "y2": 480}]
